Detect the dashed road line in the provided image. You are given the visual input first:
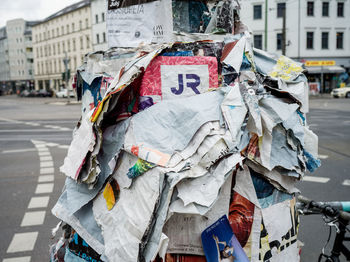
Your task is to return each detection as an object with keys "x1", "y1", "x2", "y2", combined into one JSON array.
[
  {"x1": 342, "y1": 179, "x2": 350, "y2": 186},
  {"x1": 6, "y1": 232, "x2": 38, "y2": 253},
  {"x1": 21, "y1": 211, "x2": 46, "y2": 227},
  {"x1": 38, "y1": 175, "x2": 54, "y2": 183},
  {"x1": 318, "y1": 154, "x2": 329, "y2": 159},
  {"x1": 40, "y1": 161, "x2": 53, "y2": 168},
  {"x1": 303, "y1": 176, "x2": 330, "y2": 183},
  {"x1": 35, "y1": 183, "x2": 54, "y2": 194},
  {"x1": 39, "y1": 156, "x2": 53, "y2": 161},
  {"x1": 28, "y1": 196, "x2": 50, "y2": 209},
  {"x1": 2, "y1": 256, "x2": 31, "y2": 262},
  {"x1": 0, "y1": 117, "x2": 73, "y2": 132},
  {"x1": 2, "y1": 148, "x2": 36, "y2": 154},
  {"x1": 40, "y1": 167, "x2": 54, "y2": 174}
]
